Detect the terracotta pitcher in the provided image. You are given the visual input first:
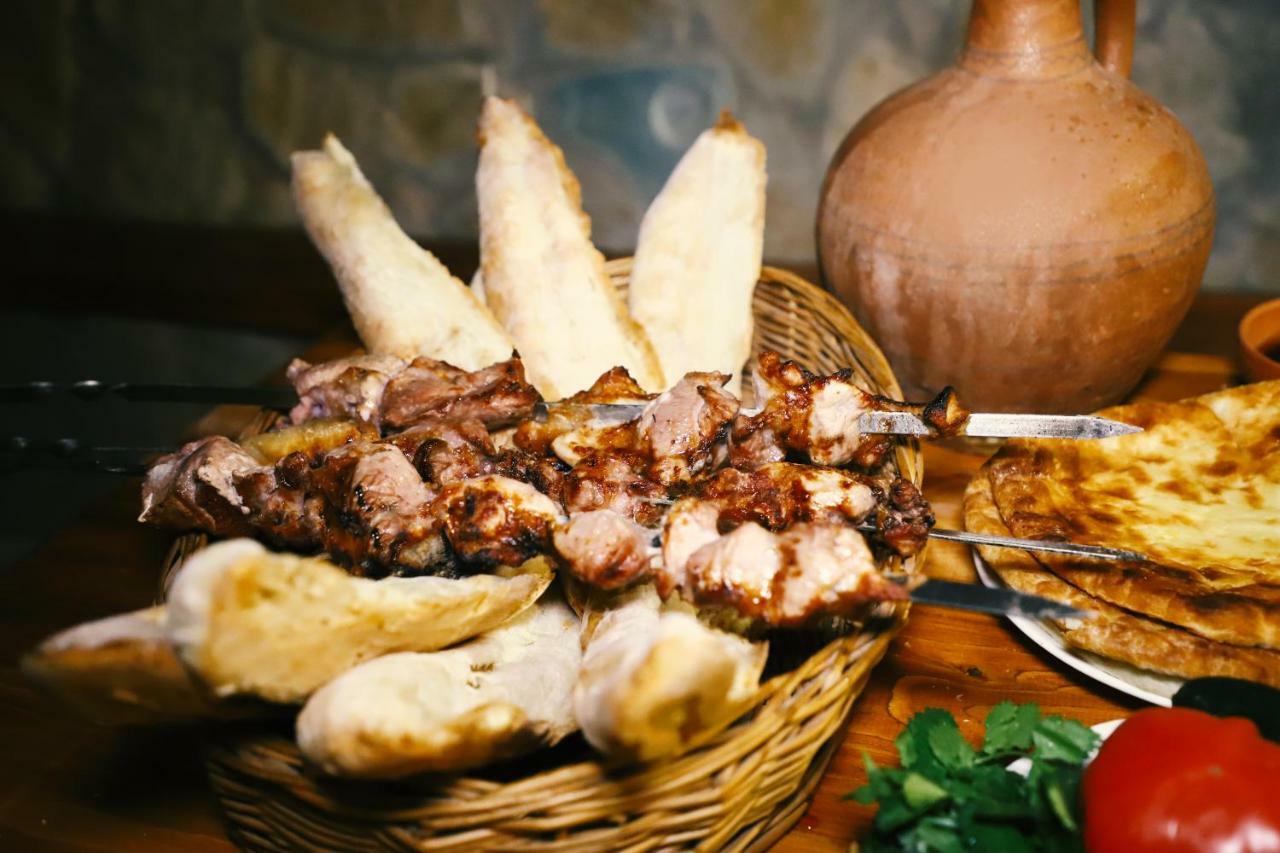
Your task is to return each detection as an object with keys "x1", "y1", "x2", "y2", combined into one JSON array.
[{"x1": 817, "y1": 0, "x2": 1213, "y2": 413}]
